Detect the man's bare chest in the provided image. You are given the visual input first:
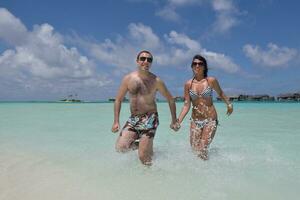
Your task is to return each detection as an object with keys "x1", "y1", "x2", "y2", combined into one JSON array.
[{"x1": 128, "y1": 78, "x2": 156, "y2": 95}]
